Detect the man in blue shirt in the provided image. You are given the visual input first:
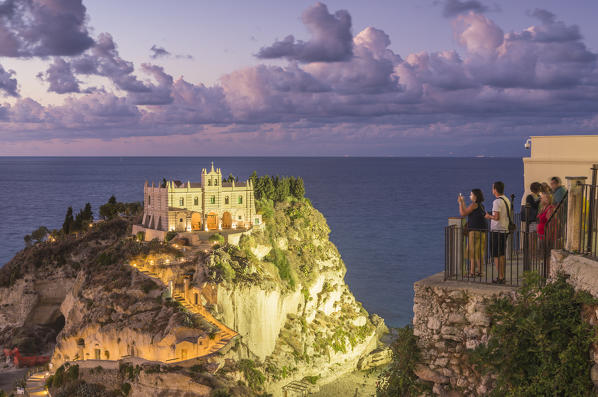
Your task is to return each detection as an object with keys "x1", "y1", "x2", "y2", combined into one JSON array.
[{"x1": 550, "y1": 177, "x2": 567, "y2": 204}]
